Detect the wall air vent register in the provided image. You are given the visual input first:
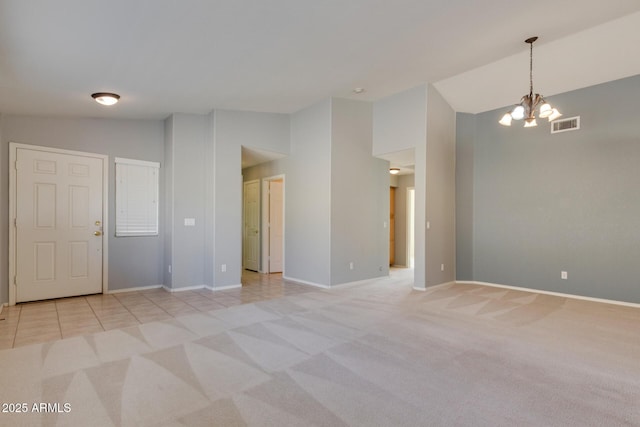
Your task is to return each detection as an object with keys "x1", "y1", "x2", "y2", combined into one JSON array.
[{"x1": 551, "y1": 116, "x2": 580, "y2": 134}]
